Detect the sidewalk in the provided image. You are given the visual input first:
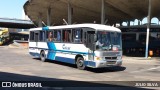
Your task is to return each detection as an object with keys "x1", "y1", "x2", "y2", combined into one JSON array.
[
  {"x1": 123, "y1": 56, "x2": 160, "y2": 64},
  {"x1": 123, "y1": 55, "x2": 160, "y2": 60}
]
